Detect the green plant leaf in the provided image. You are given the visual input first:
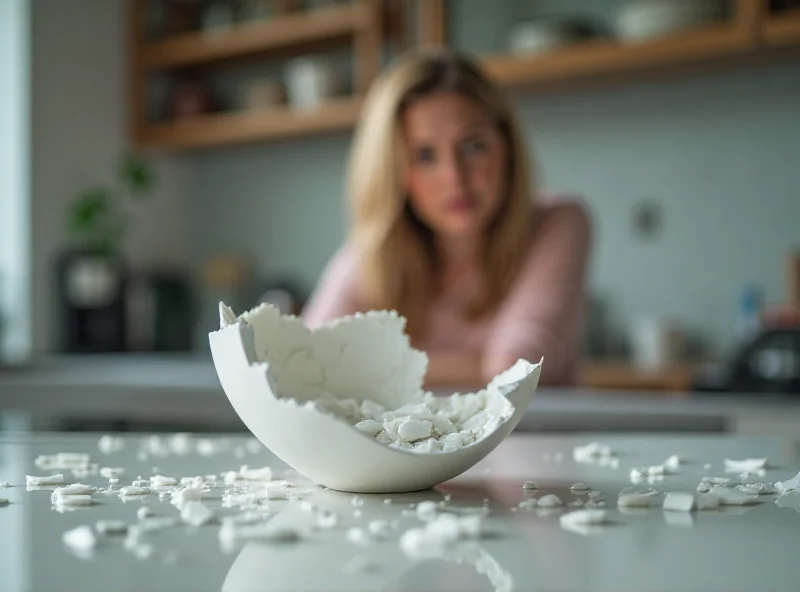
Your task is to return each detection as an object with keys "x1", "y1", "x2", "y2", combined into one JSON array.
[
  {"x1": 119, "y1": 153, "x2": 155, "y2": 197},
  {"x1": 69, "y1": 188, "x2": 111, "y2": 236}
]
